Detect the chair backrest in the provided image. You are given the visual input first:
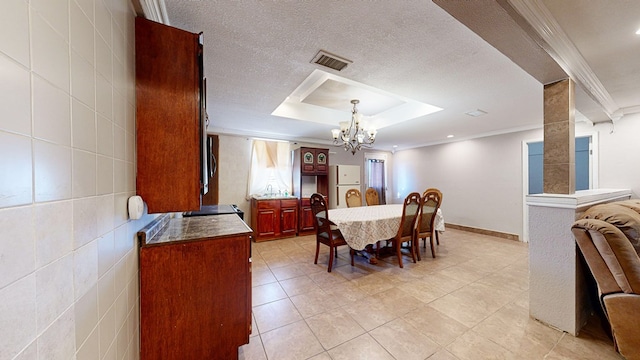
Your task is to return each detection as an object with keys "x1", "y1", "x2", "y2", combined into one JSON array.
[
  {"x1": 397, "y1": 192, "x2": 421, "y2": 238},
  {"x1": 365, "y1": 187, "x2": 380, "y2": 206},
  {"x1": 345, "y1": 188, "x2": 362, "y2": 208},
  {"x1": 310, "y1": 193, "x2": 332, "y2": 236},
  {"x1": 417, "y1": 188, "x2": 443, "y2": 233}
]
